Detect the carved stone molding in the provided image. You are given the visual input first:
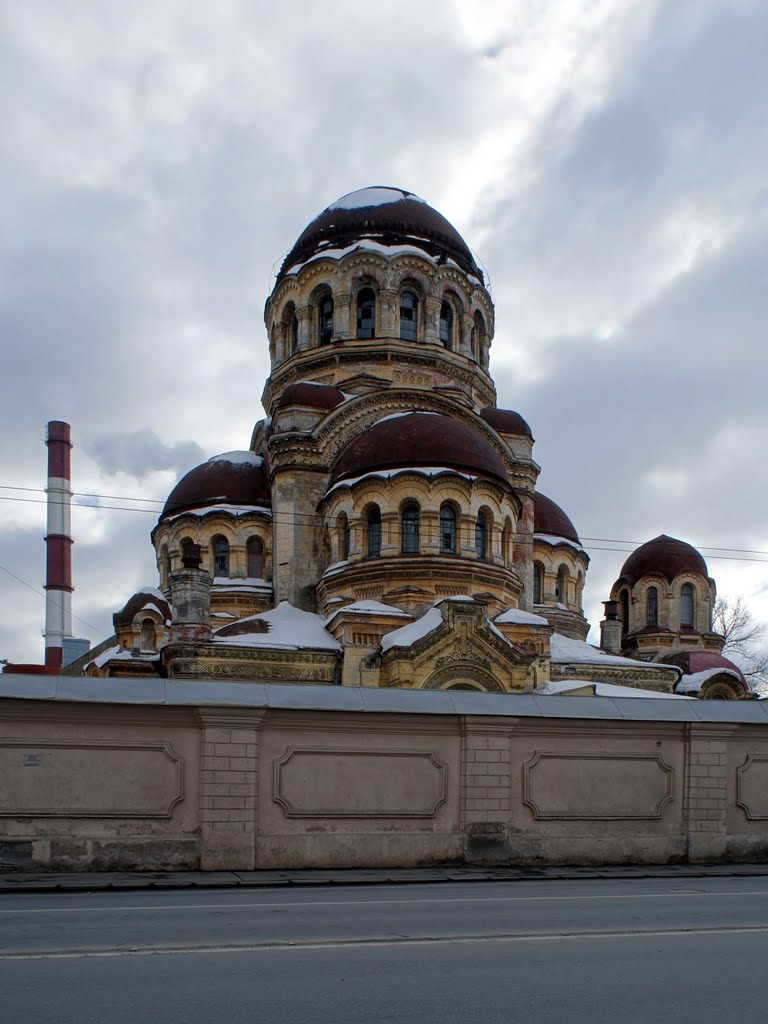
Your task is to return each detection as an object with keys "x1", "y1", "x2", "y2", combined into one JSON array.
[
  {"x1": 736, "y1": 754, "x2": 768, "y2": 819},
  {"x1": 522, "y1": 750, "x2": 674, "y2": 820},
  {"x1": 0, "y1": 739, "x2": 184, "y2": 818},
  {"x1": 273, "y1": 746, "x2": 447, "y2": 817}
]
